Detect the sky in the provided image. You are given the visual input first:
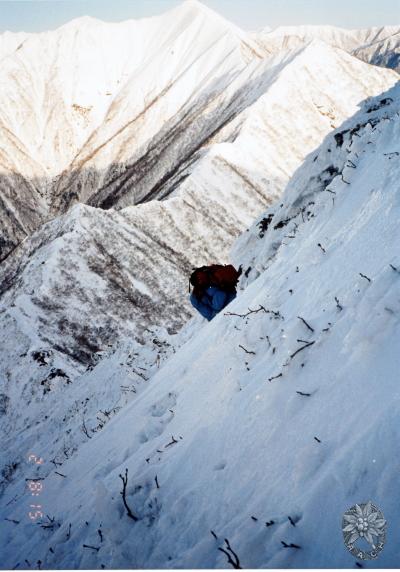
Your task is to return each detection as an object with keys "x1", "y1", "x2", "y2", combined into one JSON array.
[{"x1": 0, "y1": 0, "x2": 399, "y2": 33}]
